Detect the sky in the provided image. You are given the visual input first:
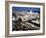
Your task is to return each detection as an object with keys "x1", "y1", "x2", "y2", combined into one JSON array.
[{"x1": 12, "y1": 7, "x2": 40, "y2": 13}]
